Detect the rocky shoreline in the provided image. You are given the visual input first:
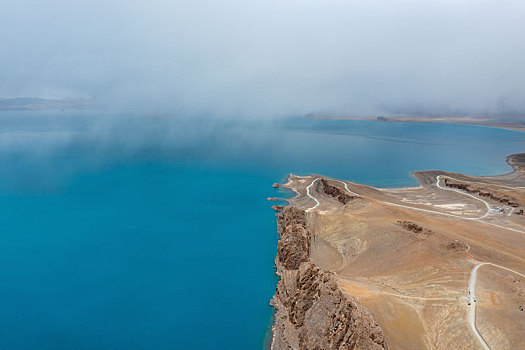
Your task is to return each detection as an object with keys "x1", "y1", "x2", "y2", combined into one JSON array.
[
  {"x1": 270, "y1": 207, "x2": 388, "y2": 350},
  {"x1": 268, "y1": 153, "x2": 525, "y2": 349}
]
